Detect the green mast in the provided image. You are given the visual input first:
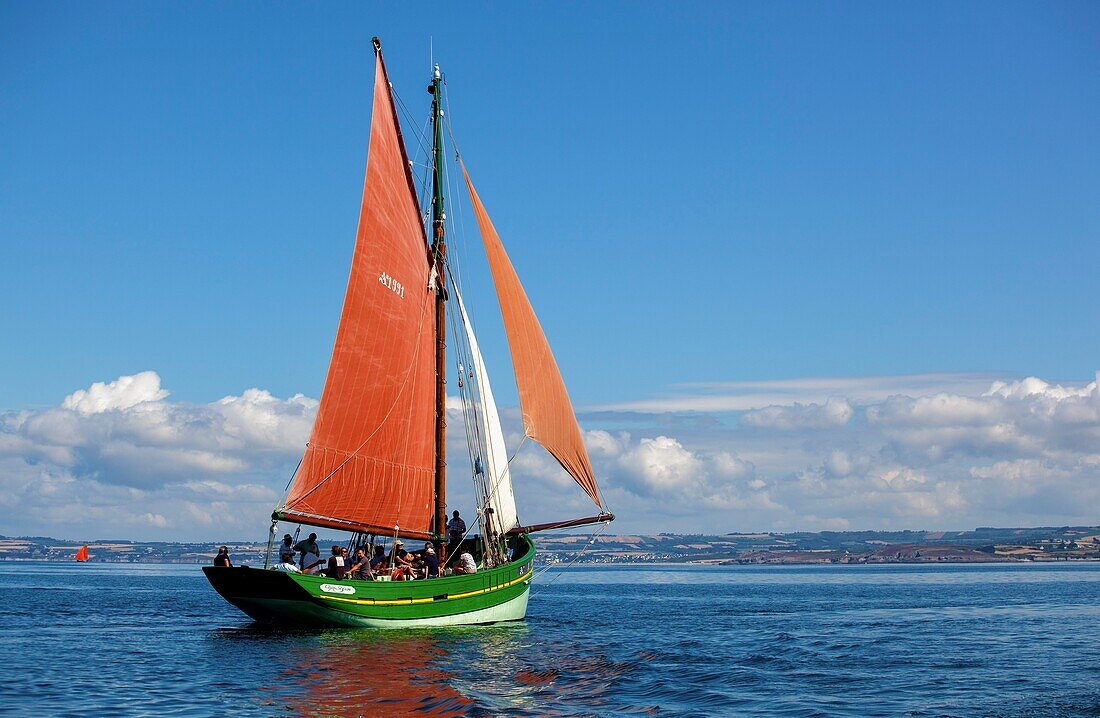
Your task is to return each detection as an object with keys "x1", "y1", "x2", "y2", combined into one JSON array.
[{"x1": 429, "y1": 64, "x2": 448, "y2": 544}]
